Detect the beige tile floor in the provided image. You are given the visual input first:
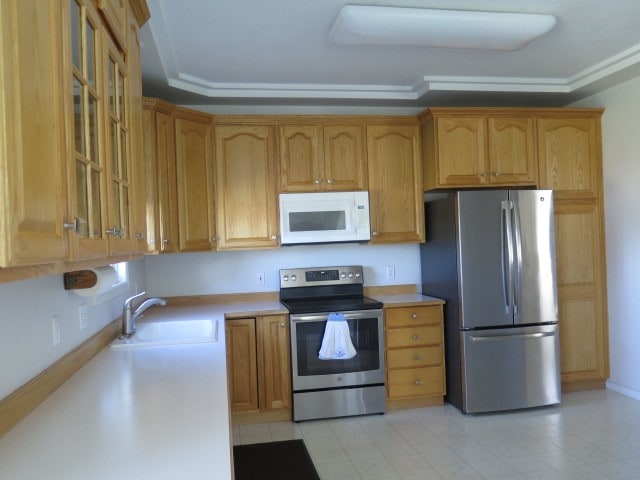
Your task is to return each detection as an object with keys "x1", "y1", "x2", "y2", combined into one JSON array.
[{"x1": 232, "y1": 390, "x2": 640, "y2": 480}]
